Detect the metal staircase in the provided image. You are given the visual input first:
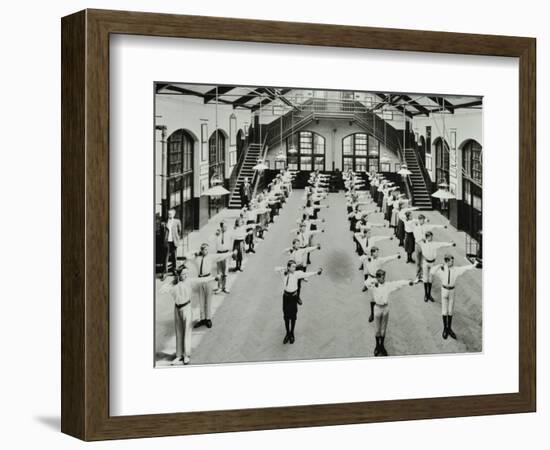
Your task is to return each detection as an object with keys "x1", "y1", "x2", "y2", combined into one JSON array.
[
  {"x1": 403, "y1": 147, "x2": 433, "y2": 209},
  {"x1": 228, "y1": 143, "x2": 263, "y2": 209}
]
